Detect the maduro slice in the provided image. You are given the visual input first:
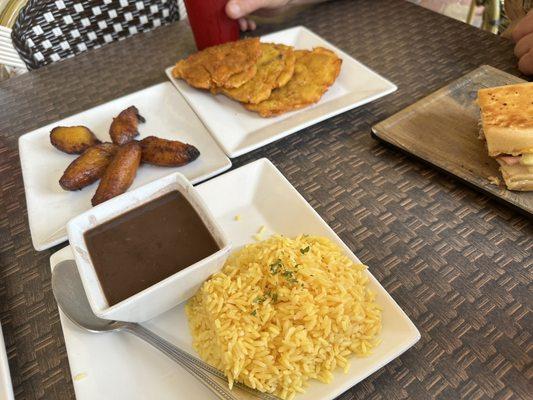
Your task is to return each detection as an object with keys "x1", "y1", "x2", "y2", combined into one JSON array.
[
  {"x1": 92, "y1": 141, "x2": 142, "y2": 206},
  {"x1": 172, "y1": 38, "x2": 261, "y2": 90},
  {"x1": 246, "y1": 47, "x2": 342, "y2": 117},
  {"x1": 109, "y1": 106, "x2": 146, "y2": 146},
  {"x1": 140, "y1": 136, "x2": 200, "y2": 167},
  {"x1": 50, "y1": 126, "x2": 101, "y2": 155},
  {"x1": 216, "y1": 43, "x2": 296, "y2": 104},
  {"x1": 477, "y1": 83, "x2": 533, "y2": 191},
  {"x1": 59, "y1": 143, "x2": 118, "y2": 191}
]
